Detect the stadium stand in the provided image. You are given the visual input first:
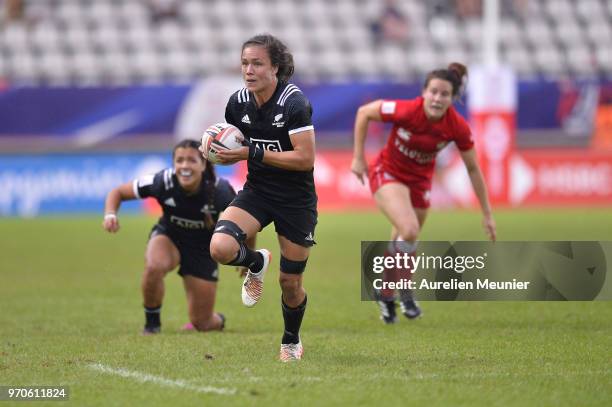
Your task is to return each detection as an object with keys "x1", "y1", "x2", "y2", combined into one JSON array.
[{"x1": 0, "y1": 0, "x2": 611, "y2": 85}]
